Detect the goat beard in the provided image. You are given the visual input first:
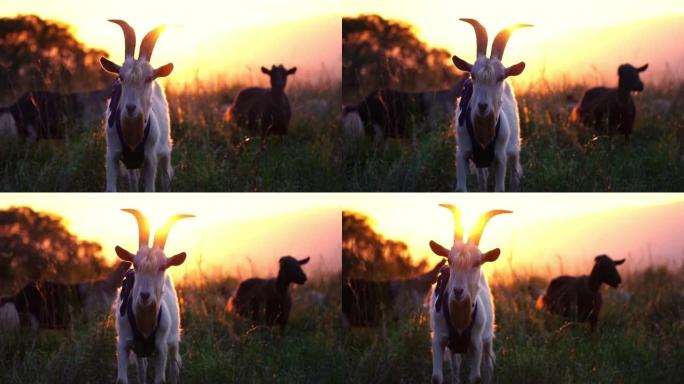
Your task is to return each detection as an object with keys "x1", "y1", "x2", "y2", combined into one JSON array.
[
  {"x1": 448, "y1": 296, "x2": 473, "y2": 332},
  {"x1": 472, "y1": 112, "x2": 496, "y2": 149},
  {"x1": 120, "y1": 114, "x2": 144, "y2": 150},
  {"x1": 135, "y1": 303, "x2": 159, "y2": 336}
]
